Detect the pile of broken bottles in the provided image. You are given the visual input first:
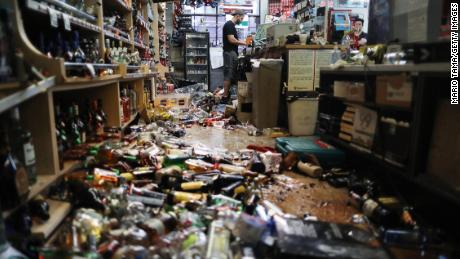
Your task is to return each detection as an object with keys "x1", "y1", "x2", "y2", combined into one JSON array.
[{"x1": 37, "y1": 121, "x2": 390, "y2": 259}]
